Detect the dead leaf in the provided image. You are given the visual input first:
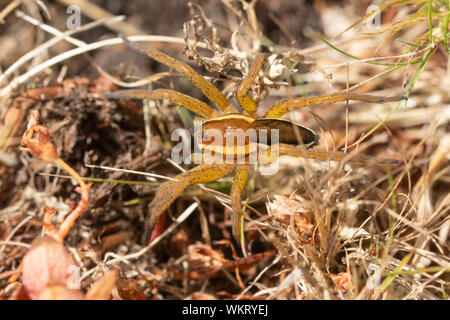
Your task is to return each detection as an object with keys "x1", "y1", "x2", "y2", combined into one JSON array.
[{"x1": 85, "y1": 269, "x2": 118, "y2": 300}]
